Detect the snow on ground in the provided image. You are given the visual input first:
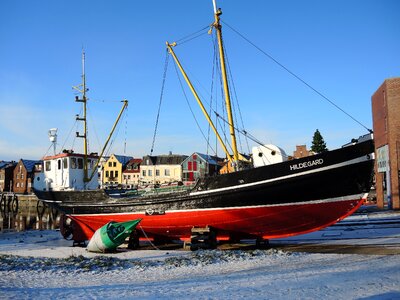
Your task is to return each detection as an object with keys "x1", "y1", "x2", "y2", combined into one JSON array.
[{"x1": 0, "y1": 207, "x2": 400, "y2": 299}]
